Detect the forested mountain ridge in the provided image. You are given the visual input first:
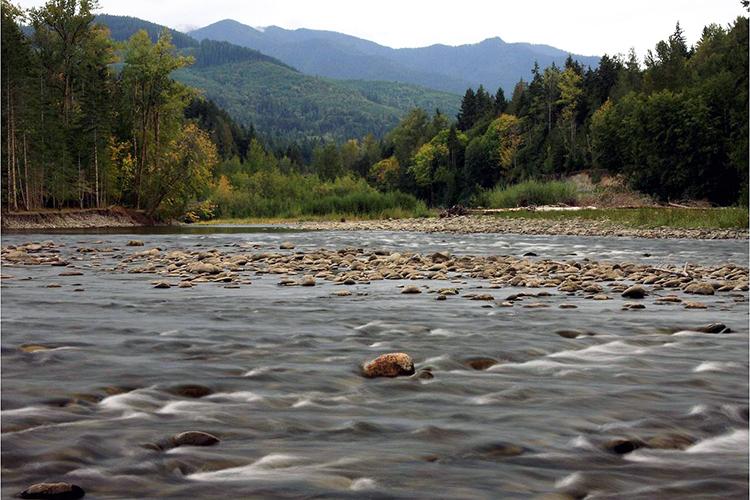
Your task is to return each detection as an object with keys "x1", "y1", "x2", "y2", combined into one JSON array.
[
  {"x1": 94, "y1": 14, "x2": 462, "y2": 140},
  {"x1": 189, "y1": 19, "x2": 601, "y2": 94}
]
